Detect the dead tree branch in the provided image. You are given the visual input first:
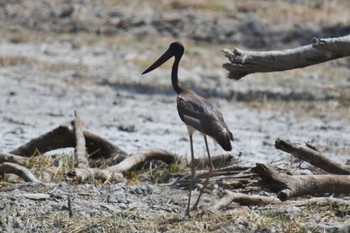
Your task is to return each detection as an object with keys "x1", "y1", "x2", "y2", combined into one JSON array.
[
  {"x1": 10, "y1": 125, "x2": 75, "y2": 157},
  {"x1": 215, "y1": 191, "x2": 350, "y2": 210},
  {"x1": 72, "y1": 114, "x2": 88, "y2": 168},
  {"x1": 253, "y1": 163, "x2": 350, "y2": 201},
  {"x1": 70, "y1": 149, "x2": 181, "y2": 182},
  {"x1": 223, "y1": 35, "x2": 350, "y2": 80},
  {"x1": 214, "y1": 190, "x2": 282, "y2": 210},
  {"x1": 0, "y1": 153, "x2": 28, "y2": 165},
  {"x1": 9, "y1": 125, "x2": 127, "y2": 166},
  {"x1": 275, "y1": 138, "x2": 350, "y2": 175},
  {"x1": 0, "y1": 162, "x2": 40, "y2": 183},
  {"x1": 69, "y1": 167, "x2": 126, "y2": 183}
]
